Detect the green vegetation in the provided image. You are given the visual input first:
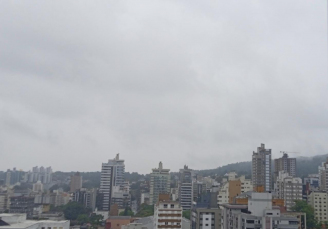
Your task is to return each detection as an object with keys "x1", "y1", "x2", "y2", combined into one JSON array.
[
  {"x1": 62, "y1": 202, "x2": 91, "y2": 221},
  {"x1": 119, "y1": 207, "x2": 134, "y2": 216},
  {"x1": 183, "y1": 210, "x2": 190, "y2": 220},
  {"x1": 291, "y1": 200, "x2": 320, "y2": 229},
  {"x1": 135, "y1": 204, "x2": 154, "y2": 217}
]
